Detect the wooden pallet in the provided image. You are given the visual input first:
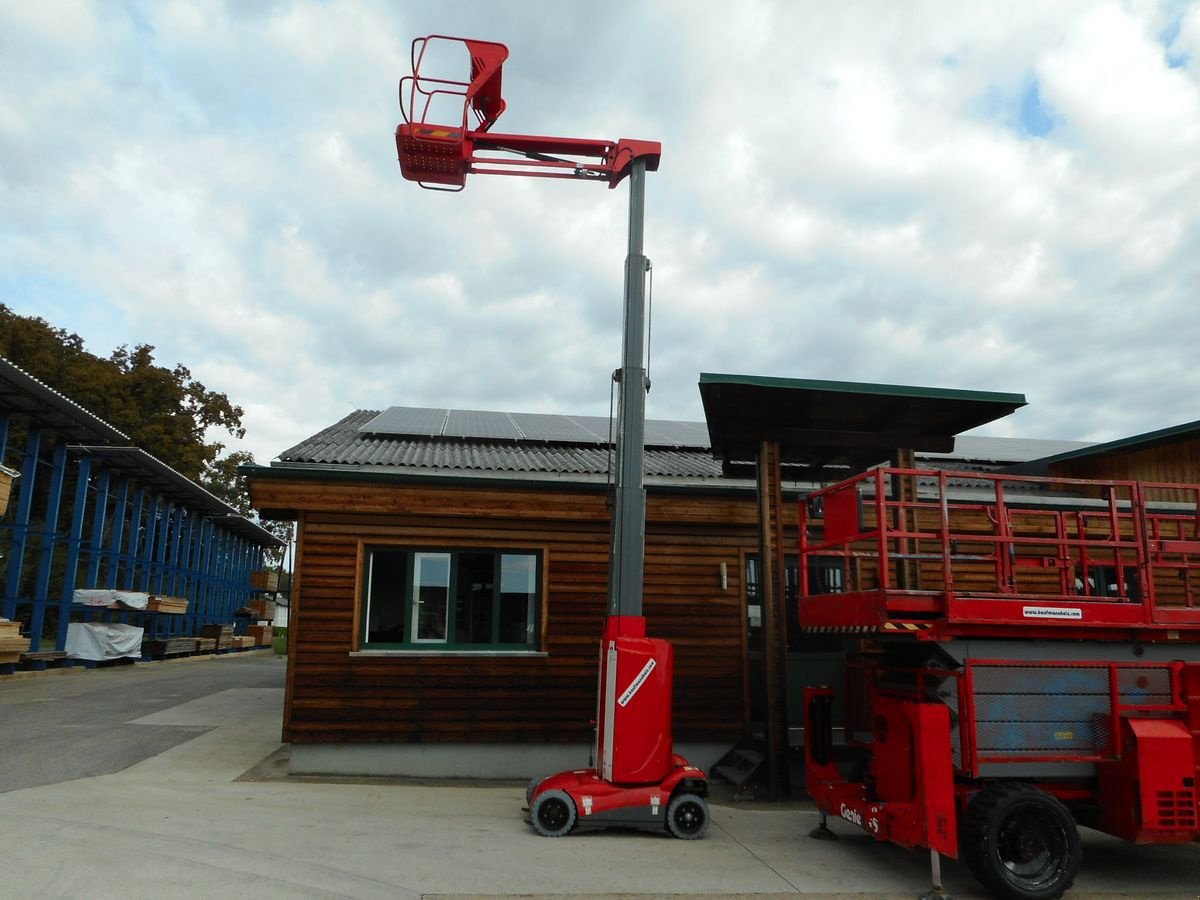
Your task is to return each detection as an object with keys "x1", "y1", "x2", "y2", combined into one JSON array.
[
  {"x1": 19, "y1": 650, "x2": 68, "y2": 671},
  {"x1": 141, "y1": 637, "x2": 198, "y2": 659}
]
